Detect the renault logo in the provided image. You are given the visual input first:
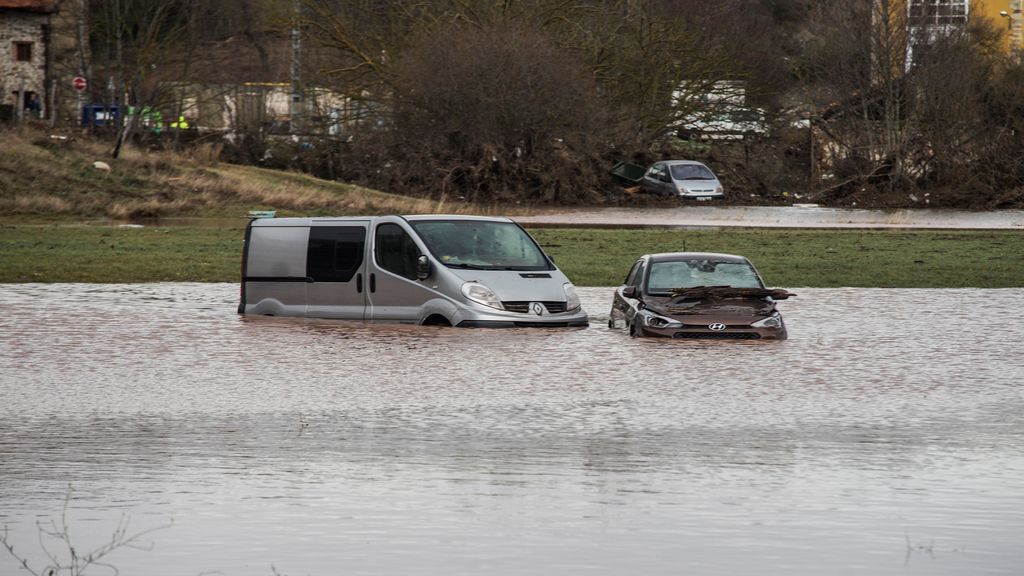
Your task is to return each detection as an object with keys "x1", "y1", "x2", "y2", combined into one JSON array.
[
  {"x1": 708, "y1": 323, "x2": 726, "y2": 331},
  {"x1": 530, "y1": 302, "x2": 545, "y2": 316}
]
